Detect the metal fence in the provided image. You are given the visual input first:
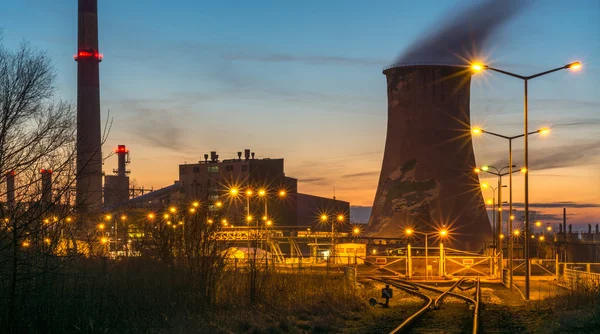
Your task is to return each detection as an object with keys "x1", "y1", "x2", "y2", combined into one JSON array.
[{"x1": 562, "y1": 268, "x2": 600, "y2": 290}]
